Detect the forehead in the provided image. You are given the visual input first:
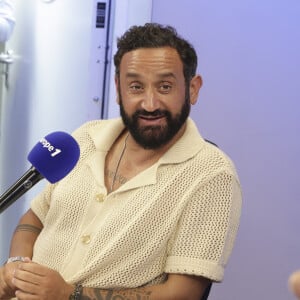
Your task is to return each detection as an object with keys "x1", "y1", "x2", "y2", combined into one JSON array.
[{"x1": 119, "y1": 47, "x2": 183, "y2": 78}]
